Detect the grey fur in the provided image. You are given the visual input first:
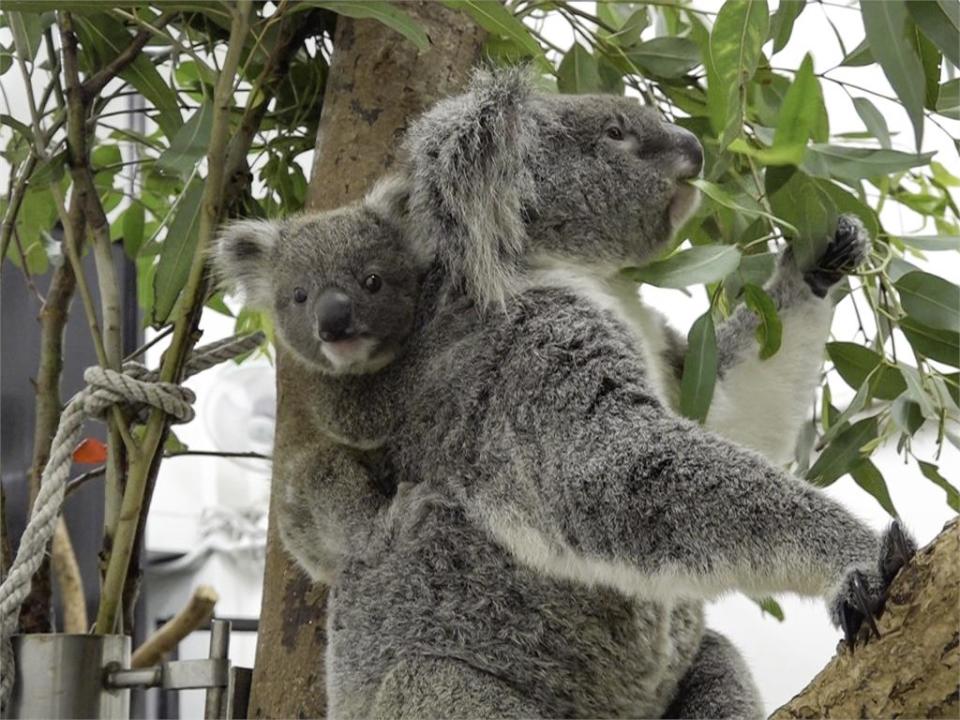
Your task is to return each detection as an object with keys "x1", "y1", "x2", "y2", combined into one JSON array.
[
  {"x1": 212, "y1": 183, "x2": 424, "y2": 583},
  {"x1": 285, "y1": 70, "x2": 900, "y2": 718}
]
